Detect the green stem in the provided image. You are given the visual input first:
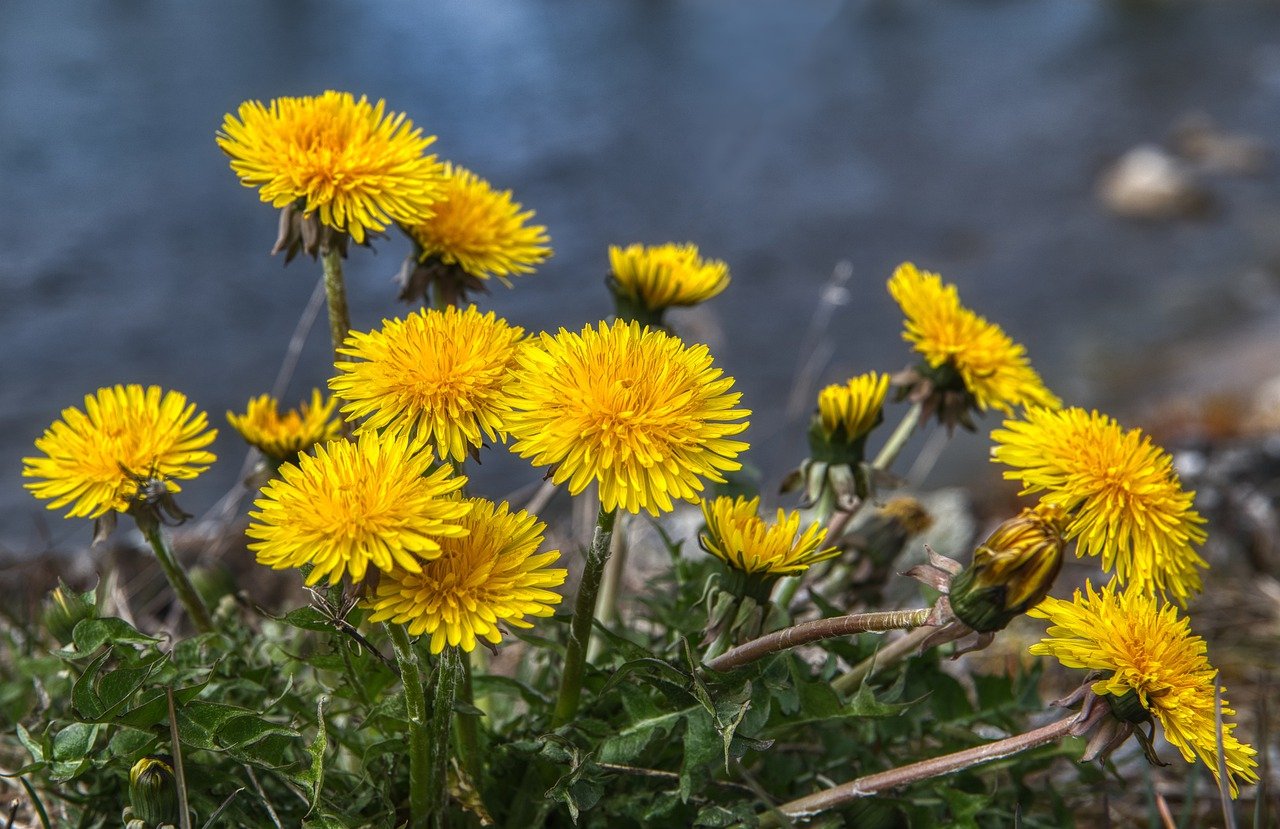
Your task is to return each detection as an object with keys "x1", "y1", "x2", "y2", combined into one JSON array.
[
  {"x1": 455, "y1": 650, "x2": 483, "y2": 789},
  {"x1": 389, "y1": 625, "x2": 430, "y2": 829},
  {"x1": 321, "y1": 246, "x2": 352, "y2": 365},
  {"x1": 551, "y1": 504, "x2": 618, "y2": 727},
  {"x1": 589, "y1": 514, "x2": 627, "y2": 661},
  {"x1": 427, "y1": 647, "x2": 463, "y2": 825},
  {"x1": 139, "y1": 522, "x2": 213, "y2": 634},
  {"x1": 830, "y1": 626, "x2": 935, "y2": 694},
  {"x1": 871, "y1": 400, "x2": 922, "y2": 472}
]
